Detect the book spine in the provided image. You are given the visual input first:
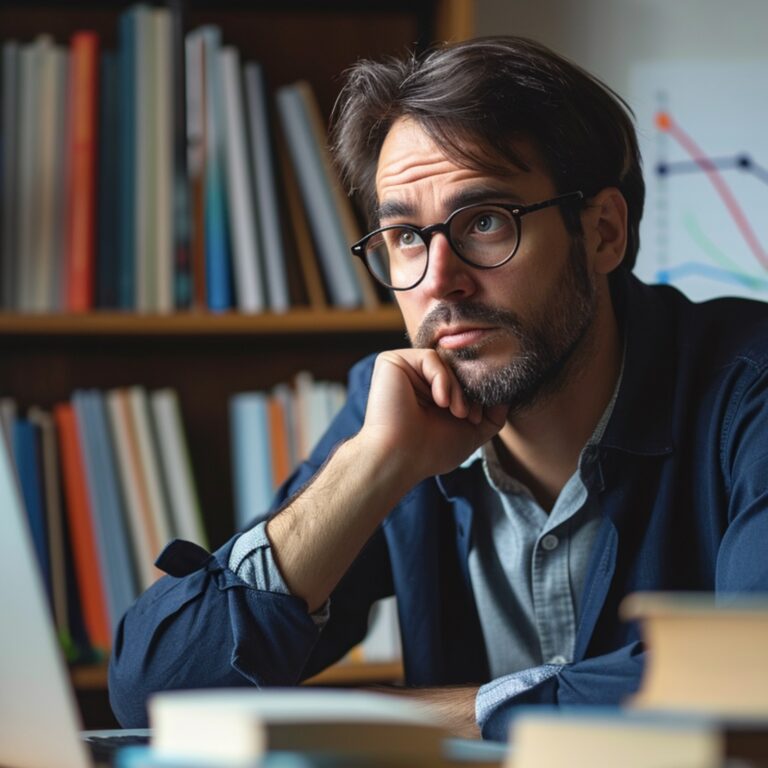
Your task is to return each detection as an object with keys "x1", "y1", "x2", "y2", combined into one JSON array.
[
  {"x1": 169, "y1": 0, "x2": 192, "y2": 310},
  {"x1": 230, "y1": 392, "x2": 273, "y2": 531},
  {"x1": 276, "y1": 84, "x2": 362, "y2": 308},
  {"x1": 201, "y1": 26, "x2": 233, "y2": 312},
  {"x1": 64, "y1": 31, "x2": 99, "y2": 313},
  {"x1": 185, "y1": 29, "x2": 207, "y2": 309},
  {"x1": 96, "y1": 51, "x2": 120, "y2": 308},
  {"x1": 219, "y1": 46, "x2": 265, "y2": 313},
  {"x1": 54, "y1": 402, "x2": 112, "y2": 651},
  {"x1": 117, "y1": 9, "x2": 137, "y2": 309},
  {"x1": 244, "y1": 62, "x2": 290, "y2": 313},
  {"x1": 1, "y1": 42, "x2": 20, "y2": 310}
]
